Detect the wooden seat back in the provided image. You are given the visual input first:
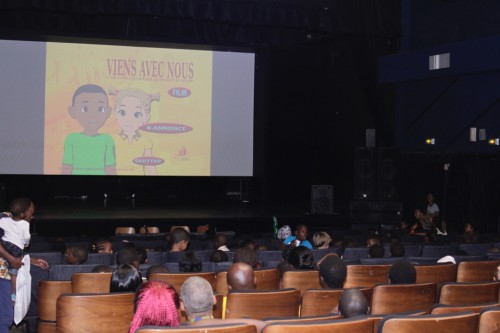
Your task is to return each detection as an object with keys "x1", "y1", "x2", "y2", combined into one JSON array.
[
  {"x1": 263, "y1": 314, "x2": 342, "y2": 325},
  {"x1": 379, "y1": 312, "x2": 479, "y2": 333},
  {"x1": 281, "y1": 270, "x2": 321, "y2": 294},
  {"x1": 150, "y1": 272, "x2": 216, "y2": 294},
  {"x1": 456, "y1": 260, "x2": 500, "y2": 282},
  {"x1": 71, "y1": 272, "x2": 111, "y2": 293},
  {"x1": 300, "y1": 288, "x2": 372, "y2": 317},
  {"x1": 56, "y1": 292, "x2": 134, "y2": 333},
  {"x1": 215, "y1": 271, "x2": 229, "y2": 296},
  {"x1": 170, "y1": 226, "x2": 190, "y2": 233},
  {"x1": 439, "y1": 282, "x2": 500, "y2": 305},
  {"x1": 226, "y1": 289, "x2": 301, "y2": 320},
  {"x1": 196, "y1": 225, "x2": 209, "y2": 234},
  {"x1": 262, "y1": 317, "x2": 374, "y2": 333},
  {"x1": 344, "y1": 265, "x2": 390, "y2": 288},
  {"x1": 368, "y1": 312, "x2": 424, "y2": 333},
  {"x1": 478, "y1": 307, "x2": 500, "y2": 333},
  {"x1": 370, "y1": 282, "x2": 437, "y2": 315},
  {"x1": 140, "y1": 226, "x2": 160, "y2": 234},
  {"x1": 38, "y1": 280, "x2": 72, "y2": 322},
  {"x1": 115, "y1": 227, "x2": 135, "y2": 235},
  {"x1": 415, "y1": 264, "x2": 457, "y2": 287},
  {"x1": 255, "y1": 268, "x2": 280, "y2": 290},
  {"x1": 431, "y1": 302, "x2": 500, "y2": 314},
  {"x1": 37, "y1": 281, "x2": 72, "y2": 333},
  {"x1": 136, "y1": 324, "x2": 257, "y2": 333}
]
